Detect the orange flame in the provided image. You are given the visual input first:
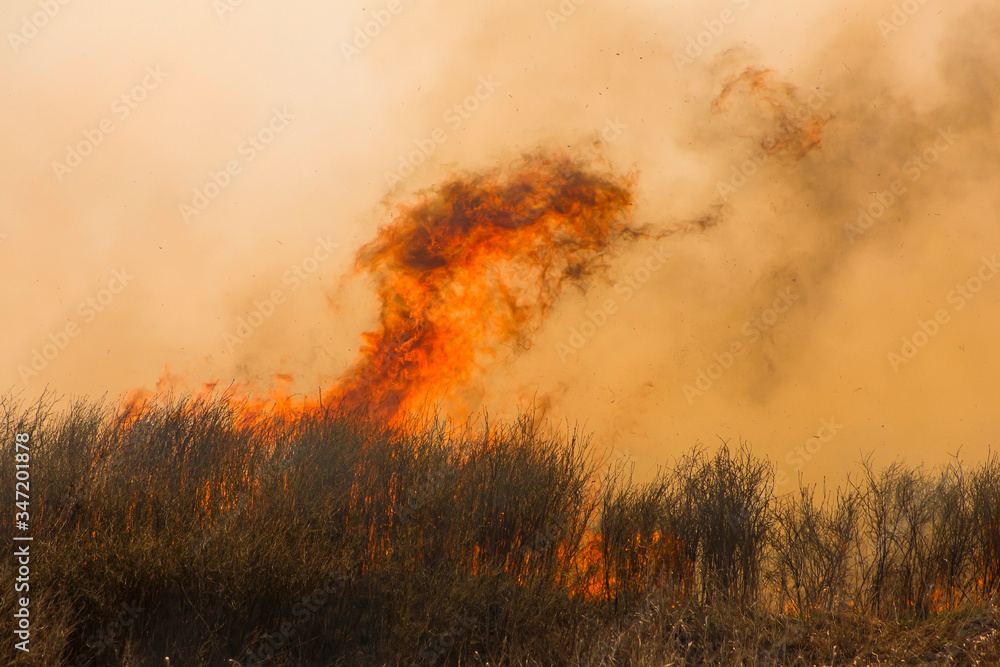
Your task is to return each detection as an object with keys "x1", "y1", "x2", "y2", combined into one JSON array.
[
  {"x1": 324, "y1": 152, "x2": 639, "y2": 421},
  {"x1": 132, "y1": 153, "x2": 641, "y2": 424},
  {"x1": 130, "y1": 69, "x2": 820, "y2": 424}
]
